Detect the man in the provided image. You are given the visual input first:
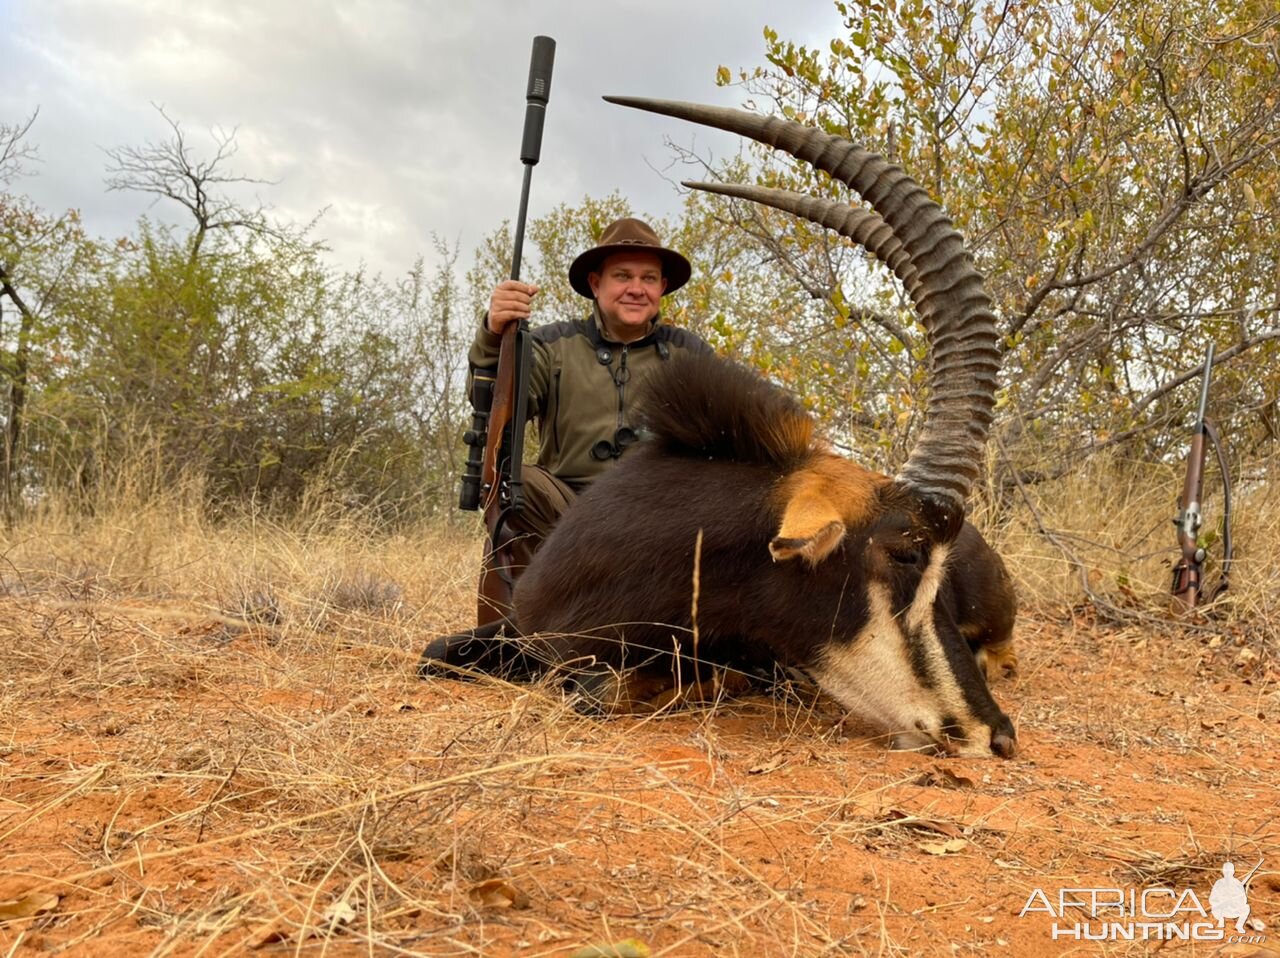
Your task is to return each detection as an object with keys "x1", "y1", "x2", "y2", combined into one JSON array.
[{"x1": 470, "y1": 217, "x2": 711, "y2": 622}]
